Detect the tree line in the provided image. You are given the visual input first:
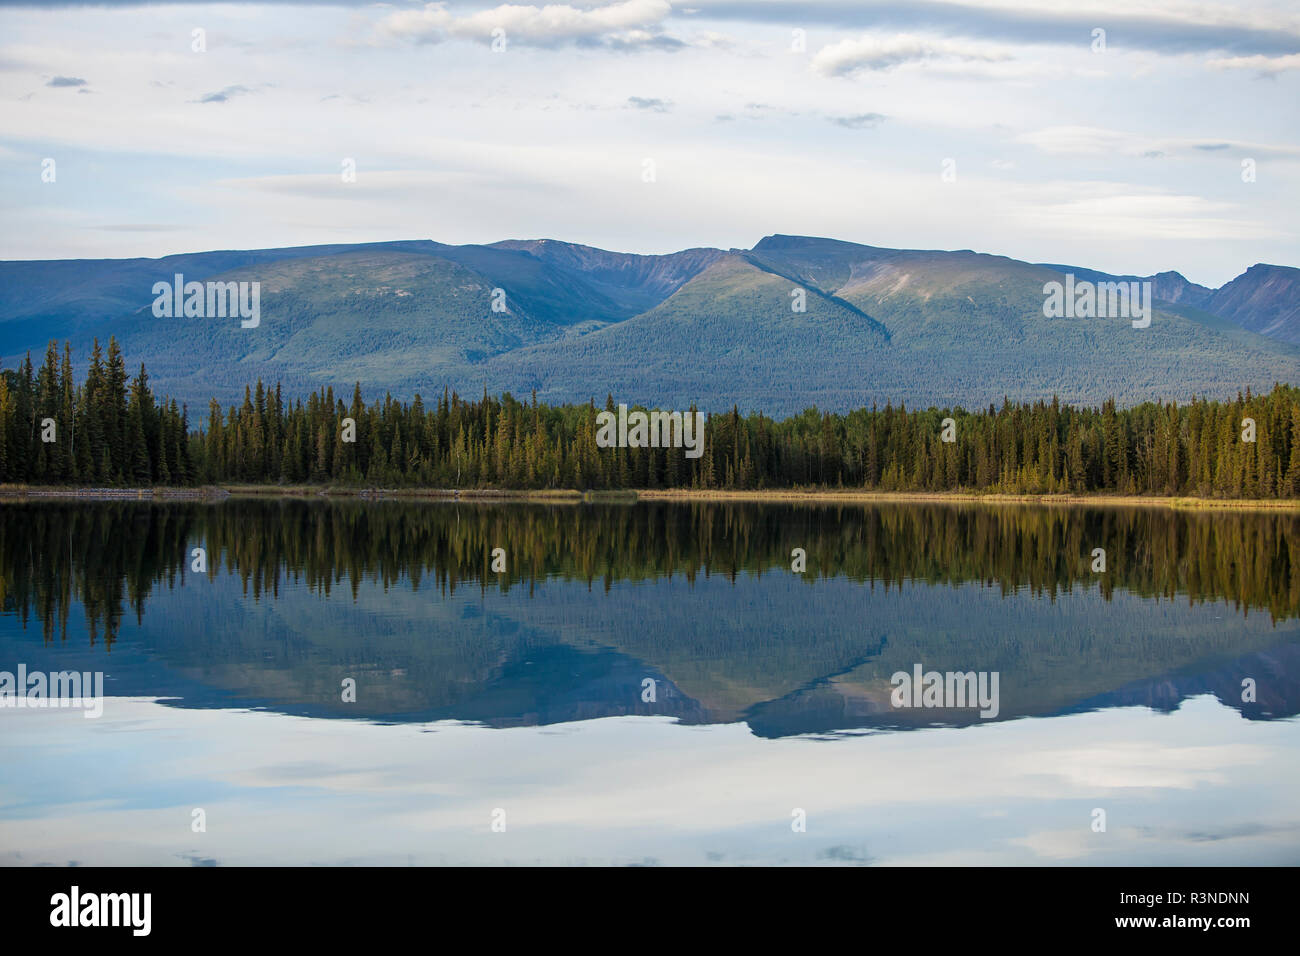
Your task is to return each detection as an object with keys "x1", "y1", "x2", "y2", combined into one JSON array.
[
  {"x1": 0, "y1": 339, "x2": 194, "y2": 485},
  {"x1": 2, "y1": 338, "x2": 1299, "y2": 497}
]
